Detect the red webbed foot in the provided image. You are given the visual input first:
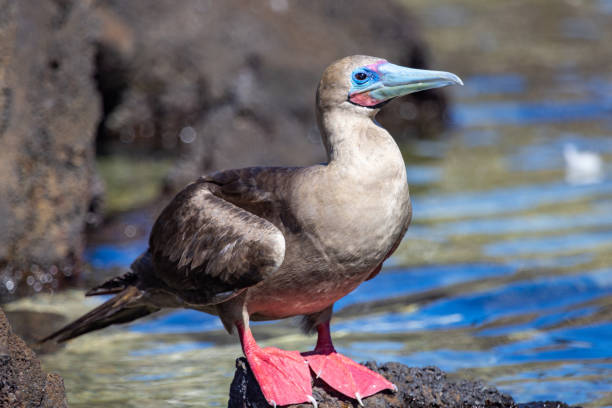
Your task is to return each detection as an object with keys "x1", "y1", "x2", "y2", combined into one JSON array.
[
  {"x1": 238, "y1": 323, "x2": 314, "y2": 407},
  {"x1": 304, "y1": 351, "x2": 395, "y2": 404},
  {"x1": 303, "y1": 322, "x2": 395, "y2": 405}
]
